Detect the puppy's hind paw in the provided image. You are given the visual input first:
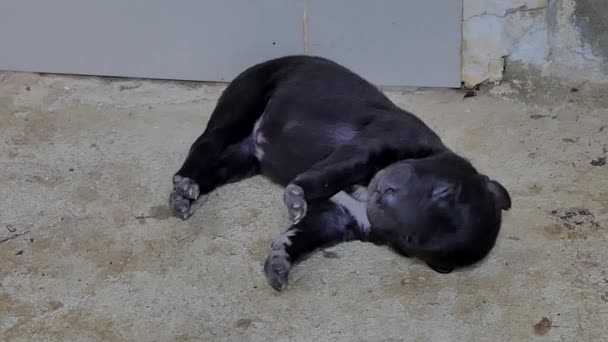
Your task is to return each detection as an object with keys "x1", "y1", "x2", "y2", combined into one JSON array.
[
  {"x1": 169, "y1": 190, "x2": 193, "y2": 220},
  {"x1": 173, "y1": 175, "x2": 200, "y2": 200}
]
